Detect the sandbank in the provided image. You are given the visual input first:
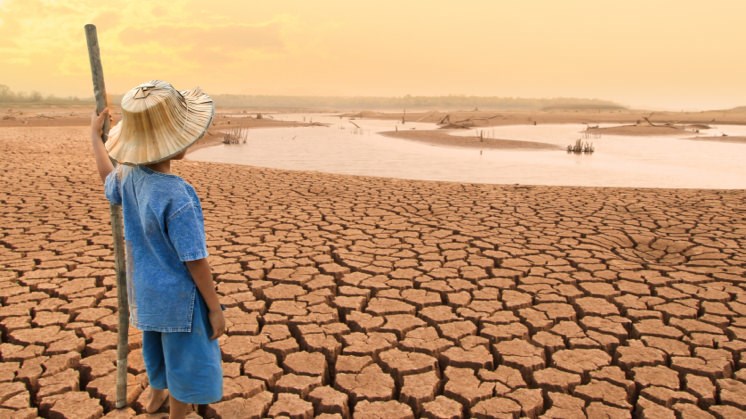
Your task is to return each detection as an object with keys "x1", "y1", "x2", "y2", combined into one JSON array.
[
  {"x1": 585, "y1": 124, "x2": 691, "y2": 136},
  {"x1": 381, "y1": 129, "x2": 561, "y2": 150}
]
